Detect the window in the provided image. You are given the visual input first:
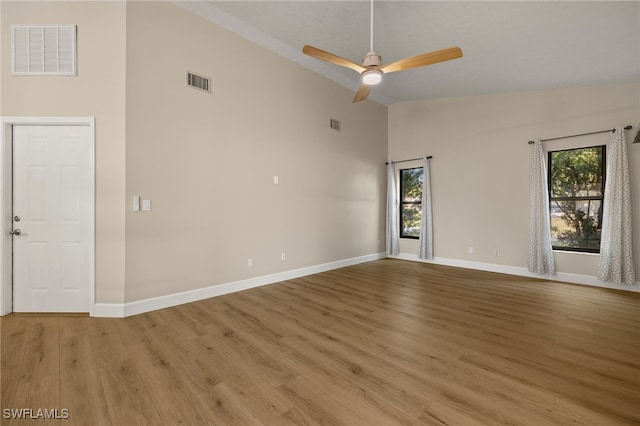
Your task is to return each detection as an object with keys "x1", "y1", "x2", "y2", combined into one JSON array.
[
  {"x1": 548, "y1": 146, "x2": 606, "y2": 253},
  {"x1": 400, "y1": 167, "x2": 423, "y2": 238}
]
